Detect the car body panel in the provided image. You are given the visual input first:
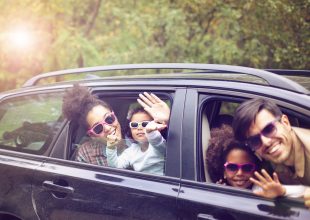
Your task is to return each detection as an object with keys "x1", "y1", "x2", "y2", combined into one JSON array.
[
  {"x1": 0, "y1": 151, "x2": 44, "y2": 220},
  {"x1": 32, "y1": 159, "x2": 180, "y2": 220},
  {"x1": 178, "y1": 180, "x2": 310, "y2": 220},
  {"x1": 0, "y1": 64, "x2": 309, "y2": 219}
]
